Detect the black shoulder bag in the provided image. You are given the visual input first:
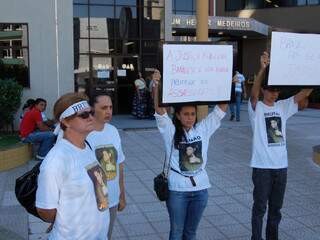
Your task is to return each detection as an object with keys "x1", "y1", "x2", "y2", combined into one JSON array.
[
  {"x1": 153, "y1": 142, "x2": 174, "y2": 201},
  {"x1": 15, "y1": 140, "x2": 93, "y2": 219},
  {"x1": 15, "y1": 162, "x2": 42, "y2": 218}
]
